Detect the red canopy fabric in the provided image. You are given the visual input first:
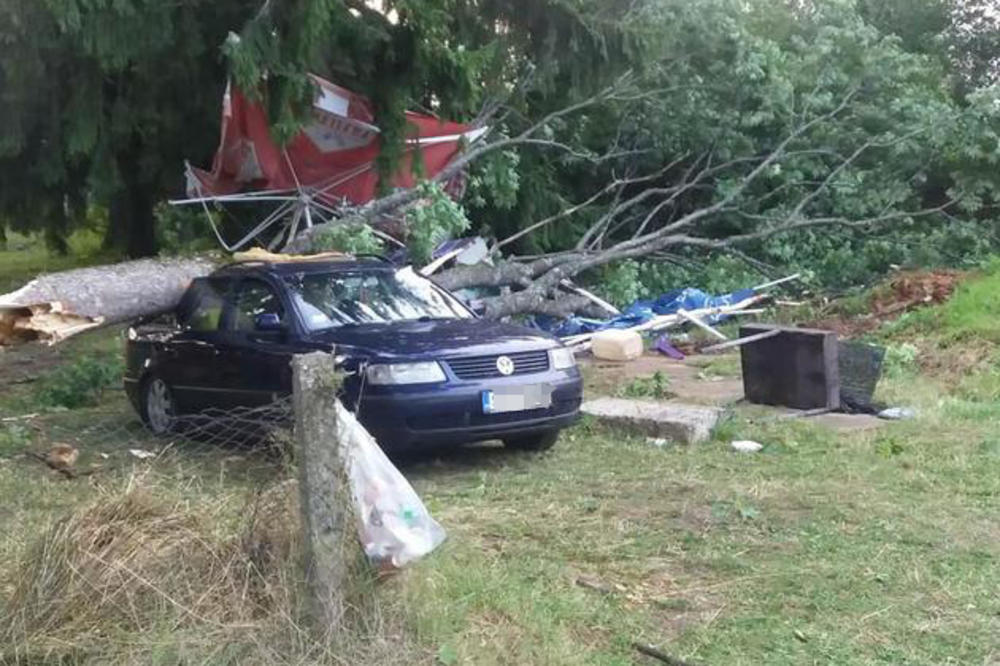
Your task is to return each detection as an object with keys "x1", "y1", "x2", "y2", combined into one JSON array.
[{"x1": 186, "y1": 75, "x2": 484, "y2": 206}]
